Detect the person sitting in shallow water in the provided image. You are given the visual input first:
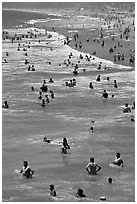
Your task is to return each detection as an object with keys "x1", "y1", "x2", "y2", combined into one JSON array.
[
  {"x1": 2, "y1": 101, "x2": 9, "y2": 109},
  {"x1": 113, "y1": 153, "x2": 123, "y2": 167},
  {"x1": 123, "y1": 103, "x2": 131, "y2": 113},
  {"x1": 76, "y1": 188, "x2": 86, "y2": 198},
  {"x1": 20, "y1": 161, "x2": 34, "y2": 179}
]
